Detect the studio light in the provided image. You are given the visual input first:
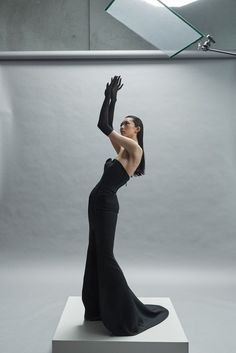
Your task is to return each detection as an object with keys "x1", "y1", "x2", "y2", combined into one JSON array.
[{"x1": 144, "y1": 0, "x2": 199, "y2": 7}]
